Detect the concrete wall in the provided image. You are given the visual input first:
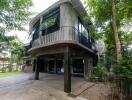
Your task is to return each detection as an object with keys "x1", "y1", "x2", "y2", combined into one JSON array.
[
  {"x1": 84, "y1": 57, "x2": 93, "y2": 80},
  {"x1": 60, "y1": 3, "x2": 78, "y2": 27},
  {"x1": 60, "y1": 3, "x2": 79, "y2": 40},
  {"x1": 31, "y1": 3, "x2": 81, "y2": 48}
]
